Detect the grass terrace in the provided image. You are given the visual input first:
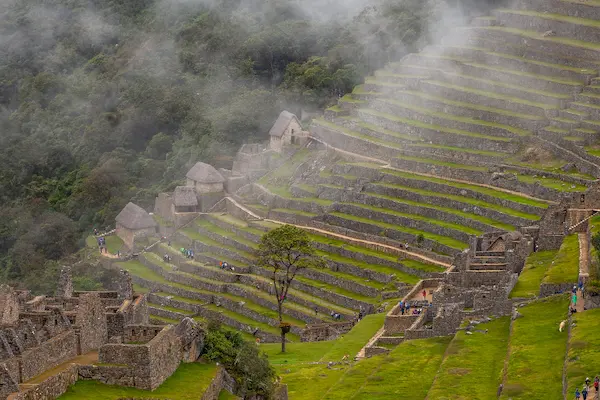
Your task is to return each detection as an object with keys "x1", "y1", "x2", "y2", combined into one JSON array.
[
  {"x1": 366, "y1": 185, "x2": 517, "y2": 230},
  {"x1": 380, "y1": 168, "x2": 549, "y2": 209},
  {"x1": 329, "y1": 337, "x2": 451, "y2": 400},
  {"x1": 566, "y1": 308, "x2": 600, "y2": 395},
  {"x1": 329, "y1": 211, "x2": 469, "y2": 251},
  {"x1": 426, "y1": 317, "x2": 510, "y2": 399},
  {"x1": 542, "y1": 234, "x2": 580, "y2": 285},
  {"x1": 474, "y1": 26, "x2": 600, "y2": 52},
  {"x1": 500, "y1": 295, "x2": 569, "y2": 399},
  {"x1": 342, "y1": 202, "x2": 483, "y2": 236},
  {"x1": 58, "y1": 363, "x2": 218, "y2": 400},
  {"x1": 497, "y1": 9, "x2": 600, "y2": 29},
  {"x1": 376, "y1": 97, "x2": 531, "y2": 137},
  {"x1": 510, "y1": 250, "x2": 559, "y2": 298}
]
